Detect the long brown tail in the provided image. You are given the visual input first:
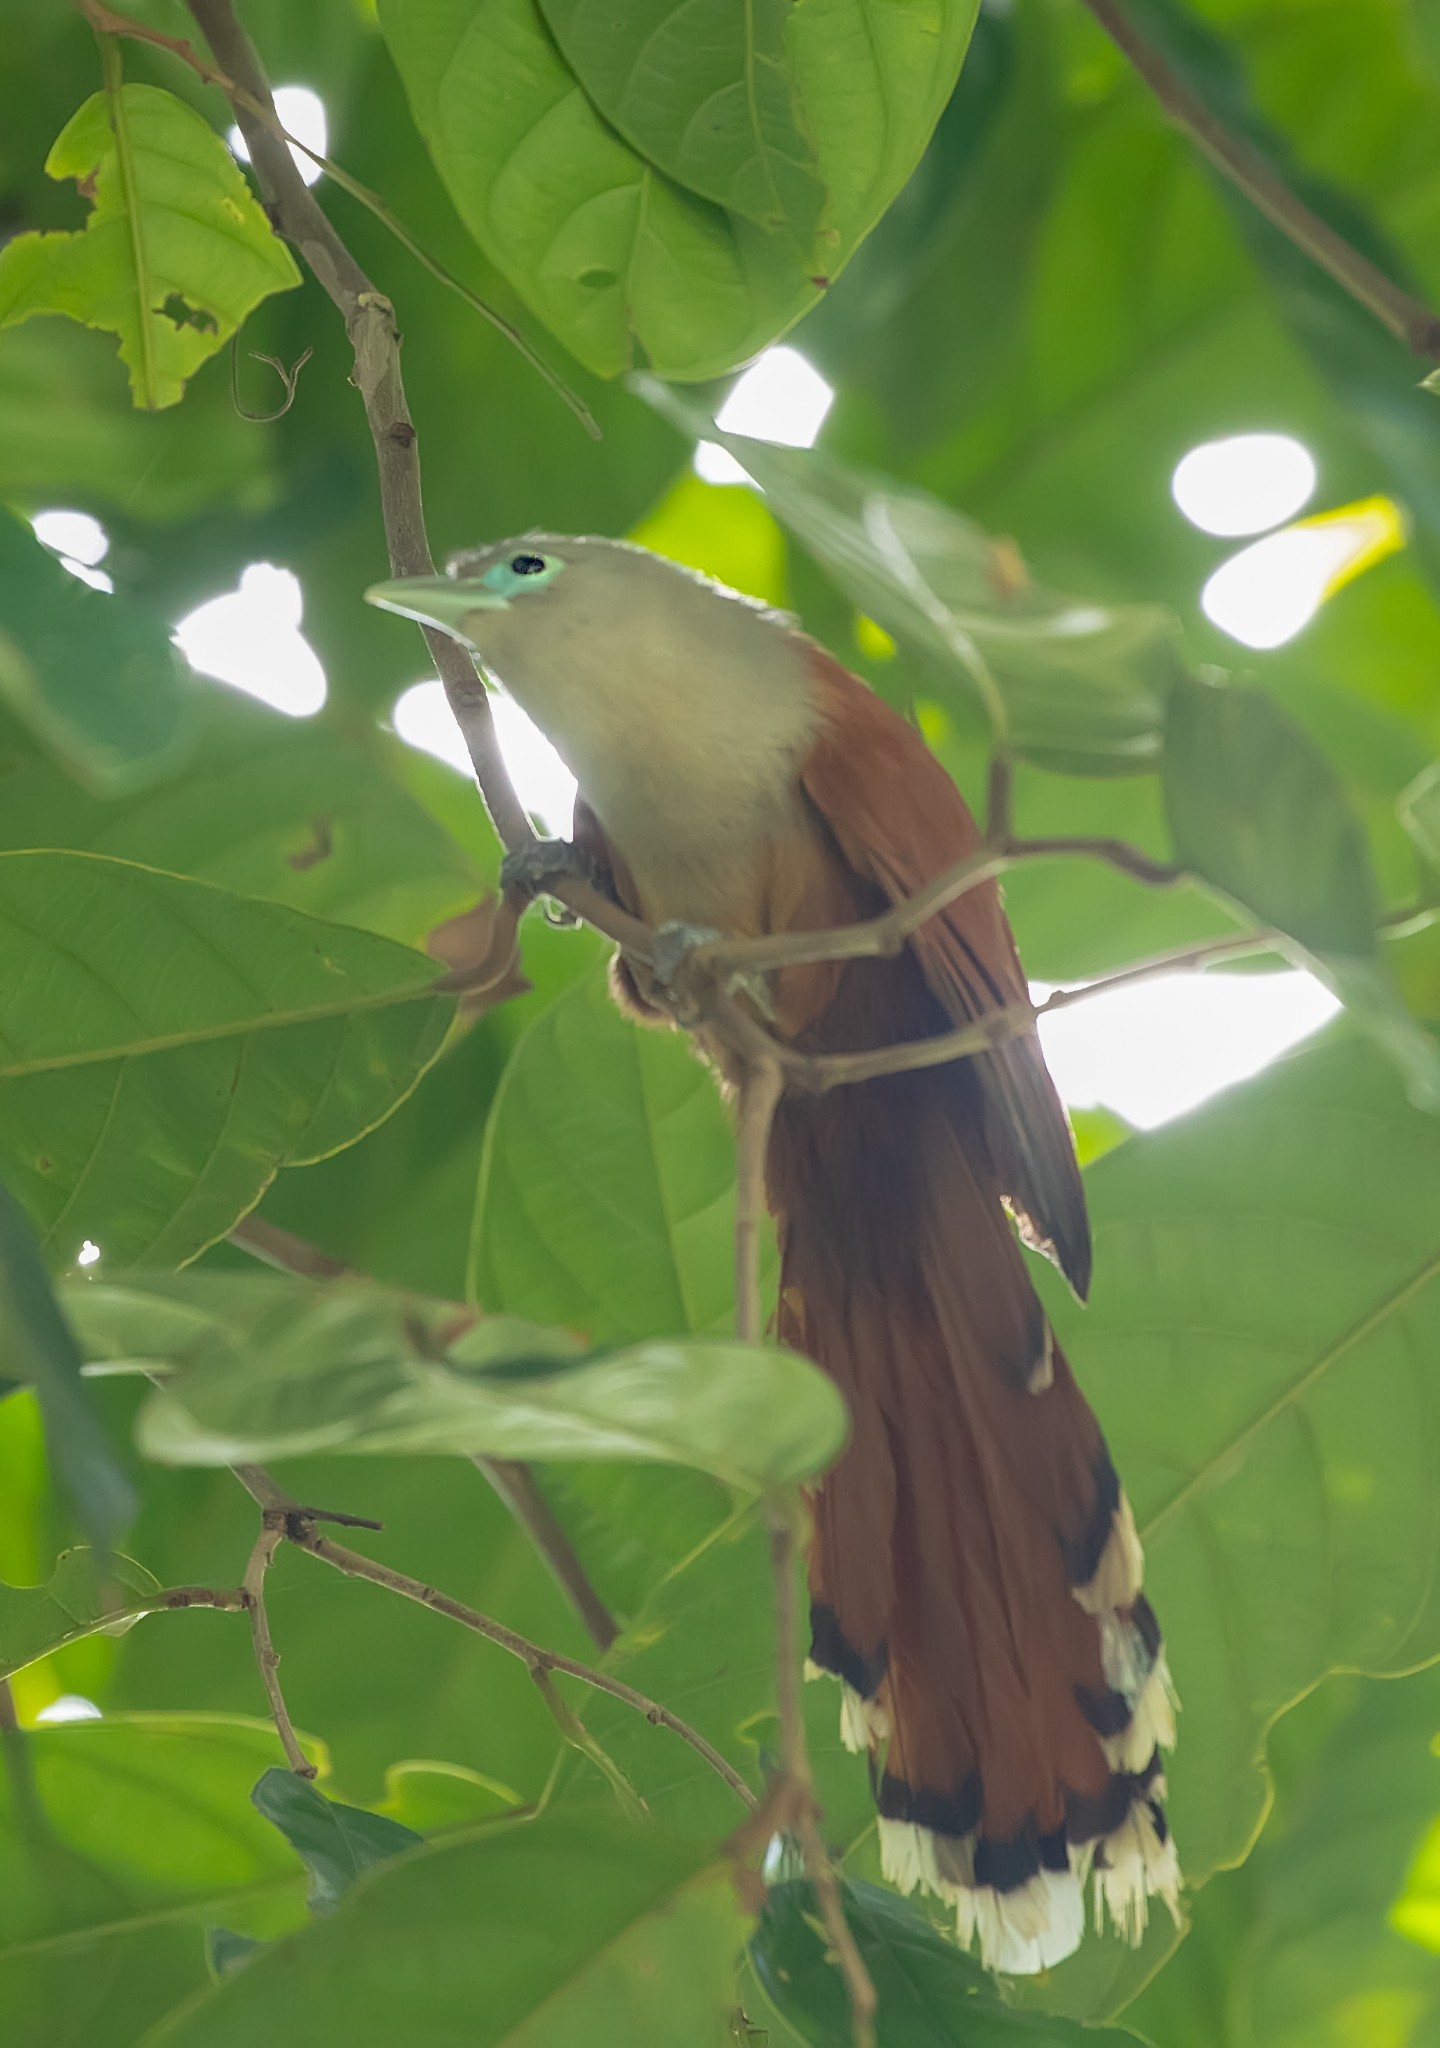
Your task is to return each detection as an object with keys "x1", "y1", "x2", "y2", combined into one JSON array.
[{"x1": 768, "y1": 1014, "x2": 1179, "y2": 1974}]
